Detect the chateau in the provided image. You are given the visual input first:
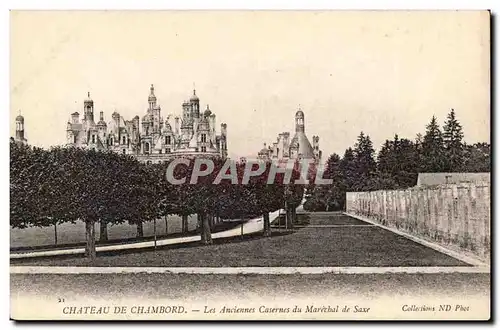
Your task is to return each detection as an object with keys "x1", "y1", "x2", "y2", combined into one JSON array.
[
  {"x1": 66, "y1": 85, "x2": 228, "y2": 163},
  {"x1": 257, "y1": 109, "x2": 322, "y2": 165}
]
